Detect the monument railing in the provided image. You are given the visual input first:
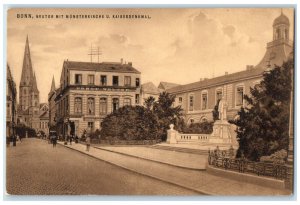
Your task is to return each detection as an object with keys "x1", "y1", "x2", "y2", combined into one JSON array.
[
  {"x1": 208, "y1": 150, "x2": 288, "y2": 180},
  {"x1": 177, "y1": 133, "x2": 210, "y2": 143}
]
